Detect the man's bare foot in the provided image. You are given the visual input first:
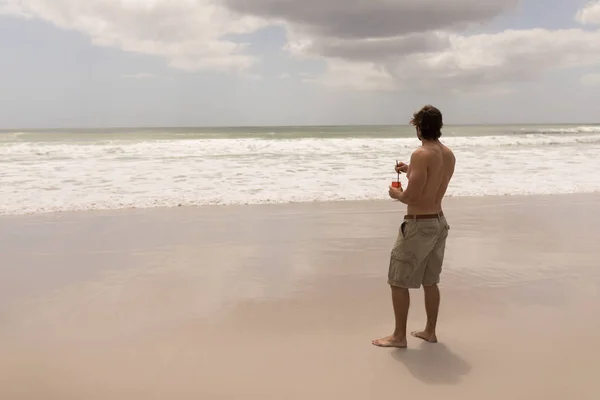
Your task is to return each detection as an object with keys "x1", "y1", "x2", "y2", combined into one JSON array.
[
  {"x1": 372, "y1": 335, "x2": 407, "y2": 348},
  {"x1": 411, "y1": 331, "x2": 438, "y2": 343}
]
